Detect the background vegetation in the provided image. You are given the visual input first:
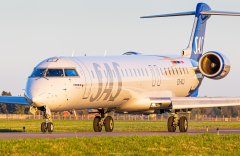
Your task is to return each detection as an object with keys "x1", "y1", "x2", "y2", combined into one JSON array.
[{"x1": 0, "y1": 91, "x2": 29, "y2": 114}]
